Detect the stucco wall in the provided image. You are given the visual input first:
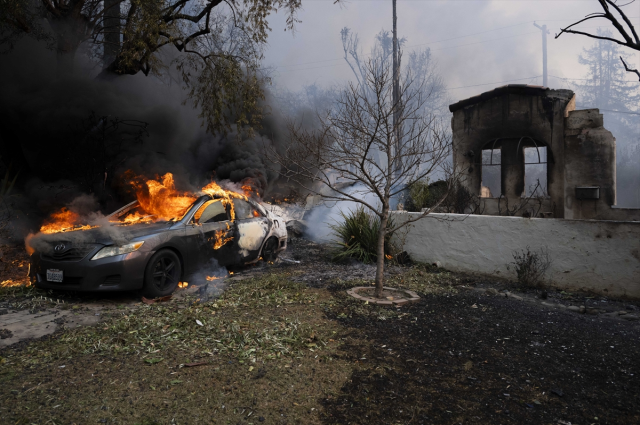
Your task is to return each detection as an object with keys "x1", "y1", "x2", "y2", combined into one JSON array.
[
  {"x1": 392, "y1": 212, "x2": 640, "y2": 298},
  {"x1": 564, "y1": 109, "x2": 617, "y2": 220}
]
